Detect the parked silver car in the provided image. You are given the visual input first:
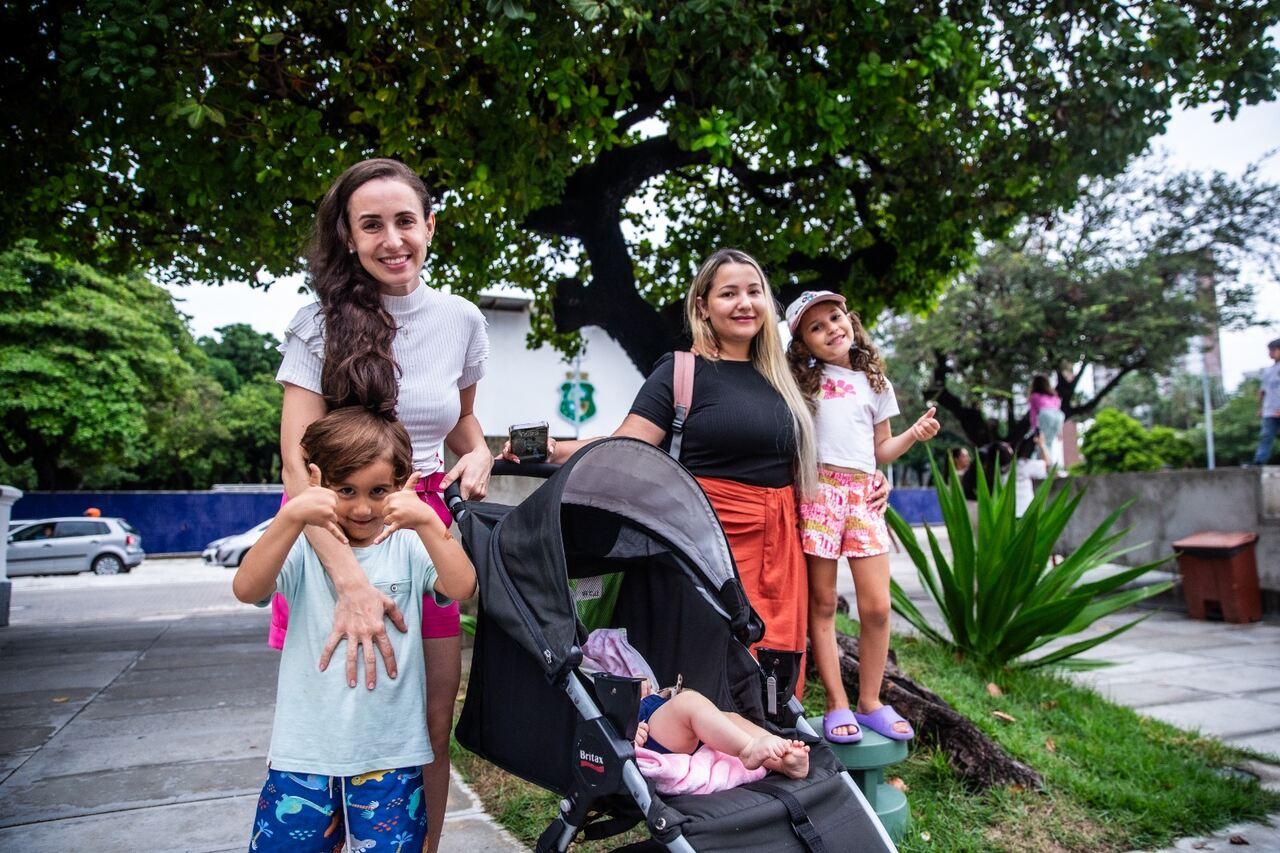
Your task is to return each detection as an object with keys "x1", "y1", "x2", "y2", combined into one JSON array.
[
  {"x1": 202, "y1": 519, "x2": 271, "y2": 568},
  {"x1": 6, "y1": 517, "x2": 145, "y2": 576}
]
